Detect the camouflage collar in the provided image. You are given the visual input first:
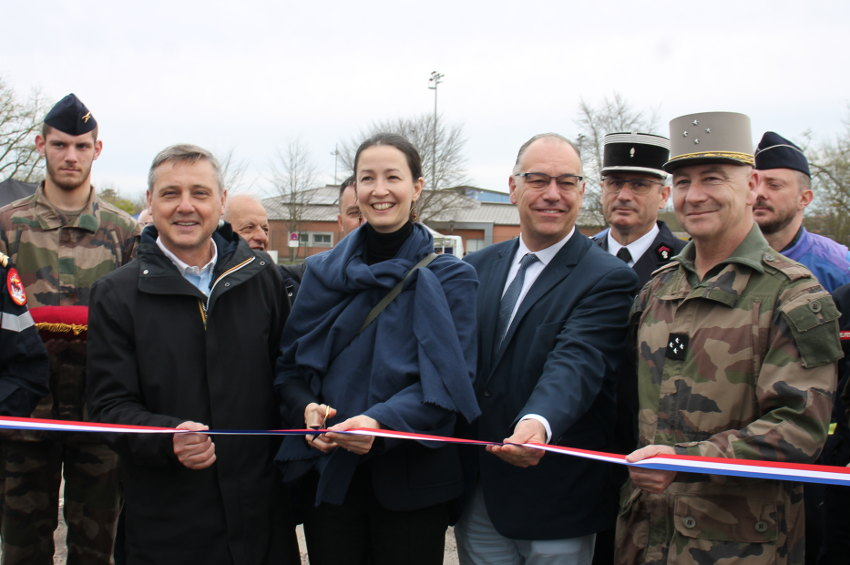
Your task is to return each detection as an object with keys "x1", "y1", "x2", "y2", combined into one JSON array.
[
  {"x1": 676, "y1": 224, "x2": 769, "y2": 279},
  {"x1": 33, "y1": 183, "x2": 99, "y2": 233},
  {"x1": 666, "y1": 225, "x2": 774, "y2": 306}
]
